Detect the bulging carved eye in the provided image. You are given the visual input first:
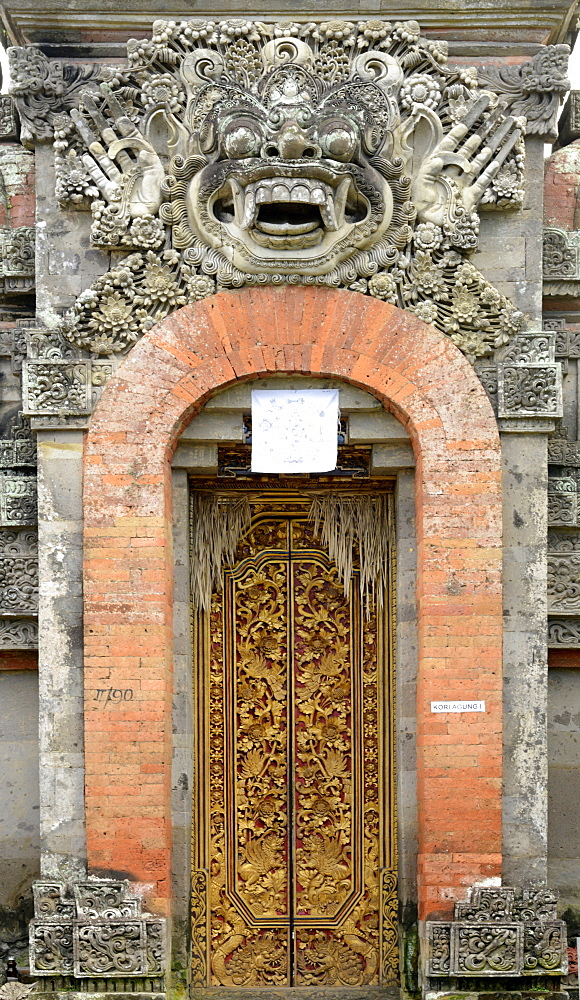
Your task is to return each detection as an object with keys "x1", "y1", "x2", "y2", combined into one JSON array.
[
  {"x1": 317, "y1": 120, "x2": 358, "y2": 162},
  {"x1": 223, "y1": 122, "x2": 263, "y2": 159}
]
